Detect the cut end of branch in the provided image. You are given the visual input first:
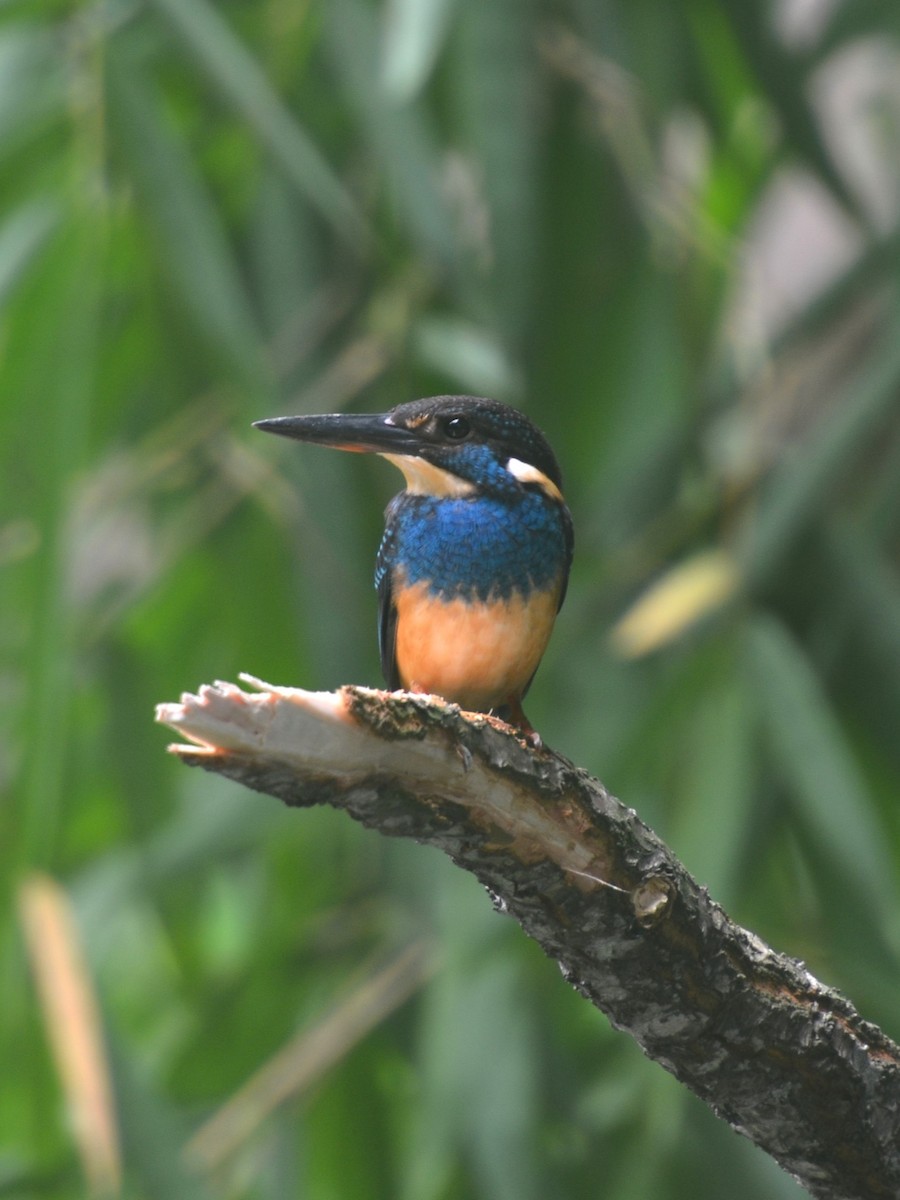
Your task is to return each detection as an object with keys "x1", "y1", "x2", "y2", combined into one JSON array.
[
  {"x1": 155, "y1": 677, "x2": 352, "y2": 757},
  {"x1": 155, "y1": 679, "x2": 471, "y2": 814},
  {"x1": 155, "y1": 676, "x2": 539, "y2": 768}
]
